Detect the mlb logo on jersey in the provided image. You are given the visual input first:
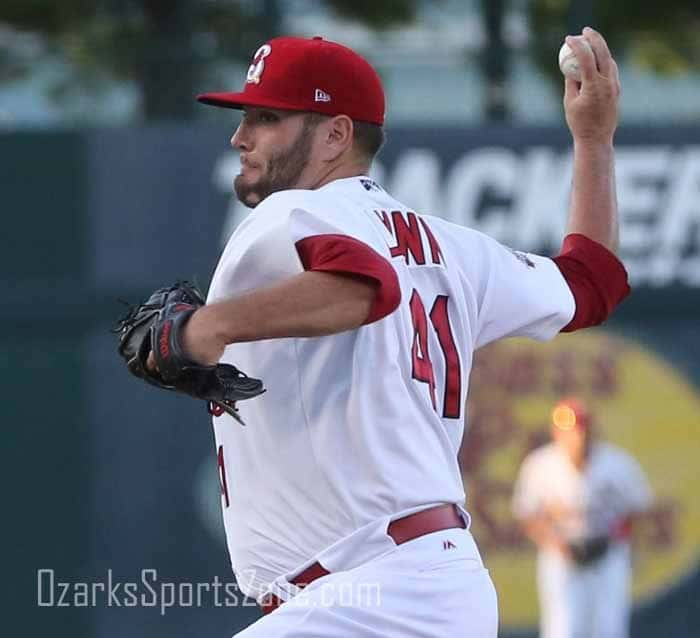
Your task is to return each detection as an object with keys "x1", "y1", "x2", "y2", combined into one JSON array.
[
  {"x1": 508, "y1": 248, "x2": 536, "y2": 269},
  {"x1": 360, "y1": 178, "x2": 381, "y2": 192}
]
